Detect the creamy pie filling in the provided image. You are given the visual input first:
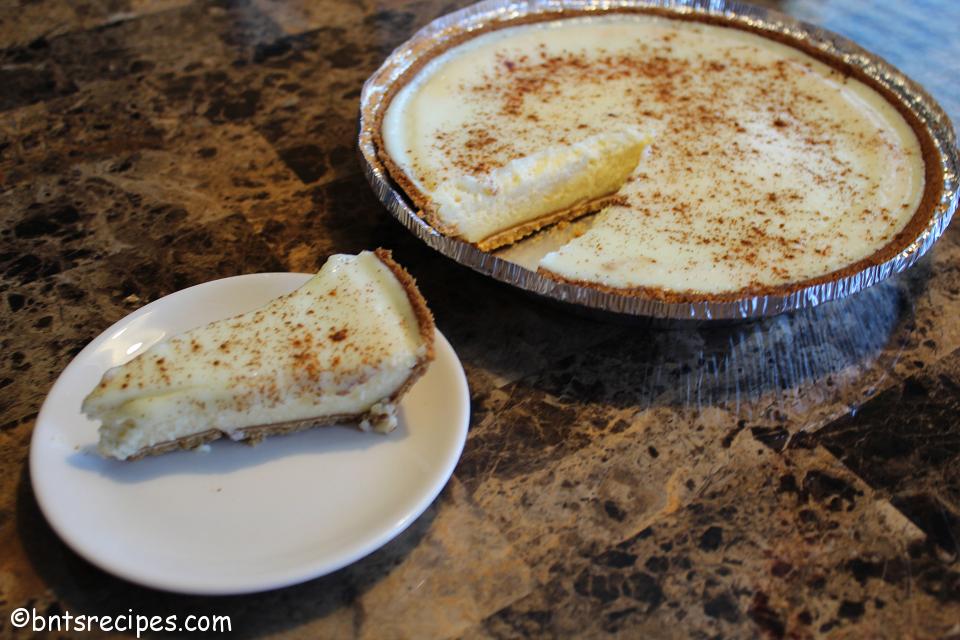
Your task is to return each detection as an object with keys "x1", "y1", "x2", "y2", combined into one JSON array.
[
  {"x1": 84, "y1": 252, "x2": 428, "y2": 460},
  {"x1": 382, "y1": 13, "x2": 926, "y2": 294},
  {"x1": 428, "y1": 128, "x2": 650, "y2": 245}
]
